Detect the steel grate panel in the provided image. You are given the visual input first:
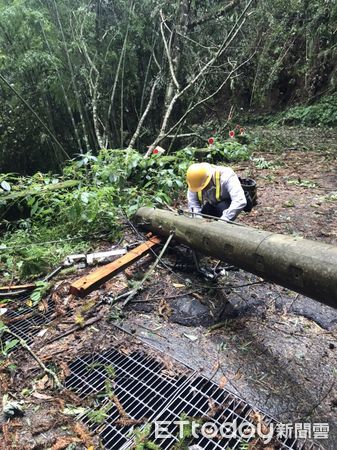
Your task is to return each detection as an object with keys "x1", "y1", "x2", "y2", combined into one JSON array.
[
  {"x1": 0, "y1": 303, "x2": 324, "y2": 449},
  {"x1": 63, "y1": 348, "x2": 322, "y2": 450},
  {"x1": 147, "y1": 375, "x2": 300, "y2": 450},
  {"x1": 1, "y1": 298, "x2": 323, "y2": 449},
  {"x1": 65, "y1": 349, "x2": 193, "y2": 450},
  {"x1": 1, "y1": 299, "x2": 55, "y2": 345}
]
